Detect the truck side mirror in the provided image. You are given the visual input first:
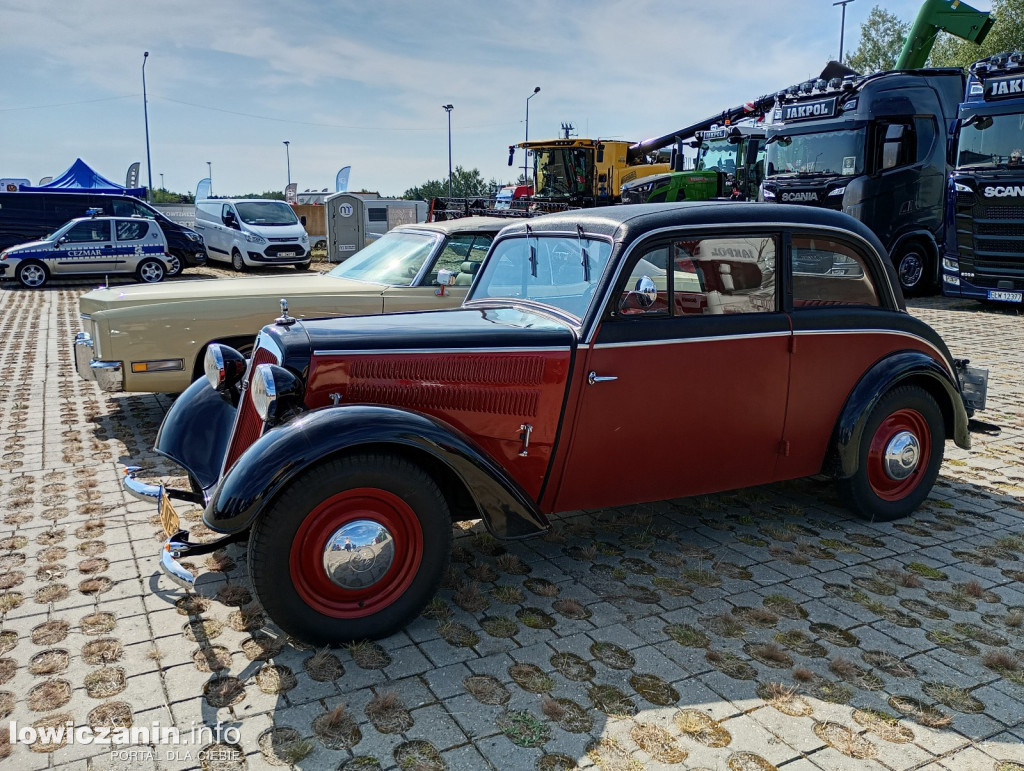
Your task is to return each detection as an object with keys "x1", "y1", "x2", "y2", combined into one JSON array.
[
  {"x1": 508, "y1": 145, "x2": 516, "y2": 166},
  {"x1": 596, "y1": 144, "x2": 605, "y2": 163},
  {"x1": 300, "y1": 215, "x2": 307, "y2": 227}
]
